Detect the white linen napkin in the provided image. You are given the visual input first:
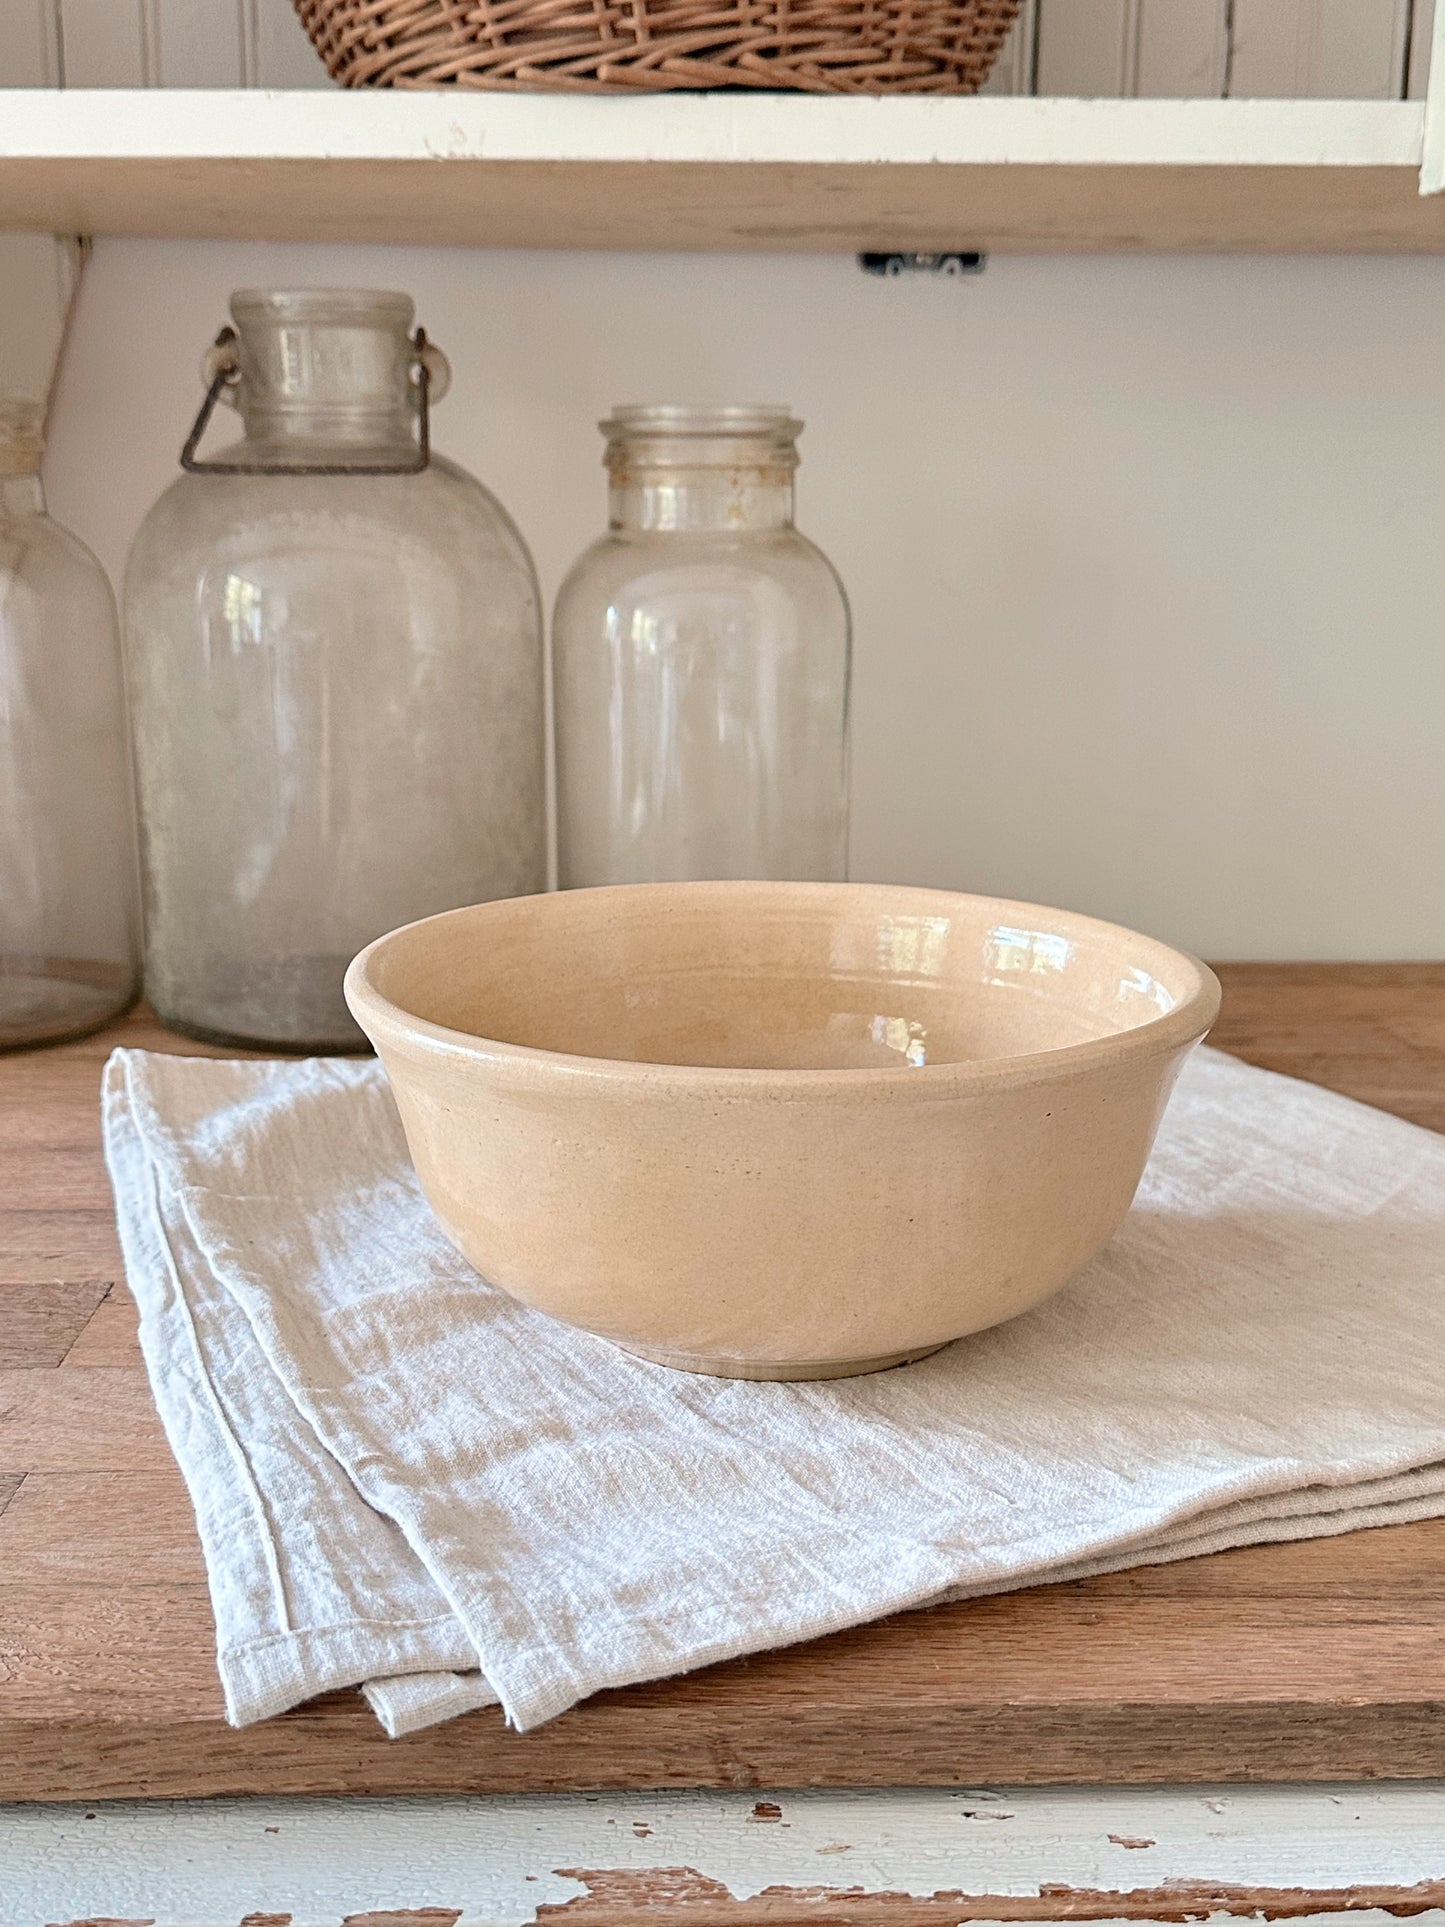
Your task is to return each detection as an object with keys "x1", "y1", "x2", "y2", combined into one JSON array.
[{"x1": 101, "y1": 1043, "x2": 1445, "y2": 1736}]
